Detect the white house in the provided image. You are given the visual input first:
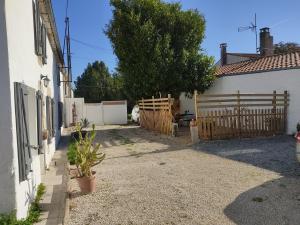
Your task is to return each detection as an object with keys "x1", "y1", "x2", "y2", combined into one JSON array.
[
  {"x1": 180, "y1": 28, "x2": 300, "y2": 134},
  {"x1": 0, "y1": 0, "x2": 71, "y2": 219}
]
